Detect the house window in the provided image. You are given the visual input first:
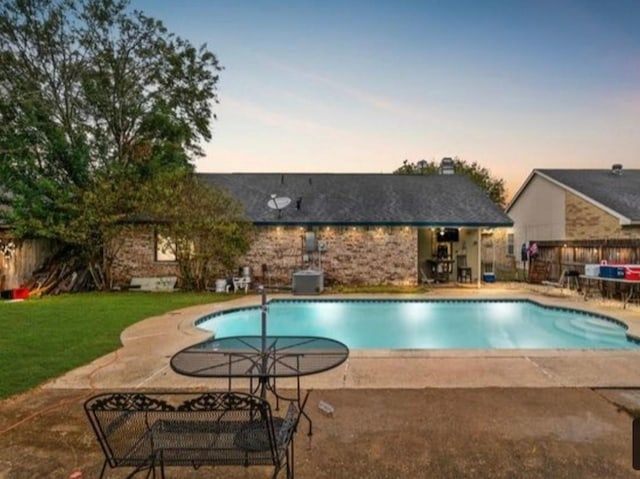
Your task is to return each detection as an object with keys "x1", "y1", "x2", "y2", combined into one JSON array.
[
  {"x1": 506, "y1": 233, "x2": 515, "y2": 256},
  {"x1": 155, "y1": 233, "x2": 177, "y2": 262}
]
